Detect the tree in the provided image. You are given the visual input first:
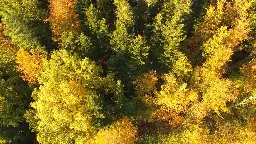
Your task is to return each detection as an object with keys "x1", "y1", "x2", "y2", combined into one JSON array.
[
  {"x1": 110, "y1": 0, "x2": 149, "y2": 65},
  {"x1": 48, "y1": 0, "x2": 81, "y2": 39},
  {"x1": 0, "y1": 0, "x2": 256, "y2": 143},
  {"x1": 0, "y1": 0, "x2": 51, "y2": 50},
  {"x1": 27, "y1": 50, "x2": 103, "y2": 143},
  {"x1": 28, "y1": 50, "x2": 126, "y2": 143},
  {"x1": 151, "y1": 0, "x2": 192, "y2": 76},
  {"x1": 0, "y1": 24, "x2": 34, "y2": 143},
  {"x1": 88, "y1": 117, "x2": 137, "y2": 144},
  {"x1": 83, "y1": 4, "x2": 111, "y2": 61},
  {"x1": 155, "y1": 73, "x2": 197, "y2": 114},
  {"x1": 107, "y1": 0, "x2": 150, "y2": 98},
  {"x1": 16, "y1": 48, "x2": 46, "y2": 84},
  {"x1": 59, "y1": 31, "x2": 92, "y2": 58}
]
